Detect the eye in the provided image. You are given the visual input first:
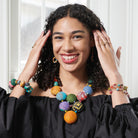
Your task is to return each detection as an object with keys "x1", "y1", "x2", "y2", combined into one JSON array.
[
  {"x1": 73, "y1": 35, "x2": 83, "y2": 39},
  {"x1": 54, "y1": 36, "x2": 63, "y2": 40}
]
